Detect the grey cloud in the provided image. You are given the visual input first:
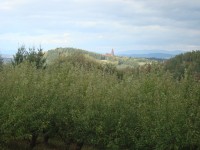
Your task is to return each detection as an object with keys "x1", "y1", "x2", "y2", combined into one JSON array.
[{"x1": 1, "y1": 0, "x2": 200, "y2": 52}]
